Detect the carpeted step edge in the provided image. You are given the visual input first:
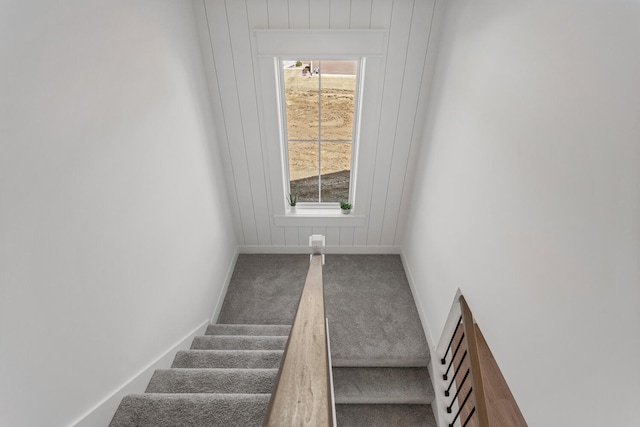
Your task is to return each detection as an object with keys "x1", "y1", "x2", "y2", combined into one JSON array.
[
  {"x1": 172, "y1": 350, "x2": 284, "y2": 369},
  {"x1": 205, "y1": 324, "x2": 291, "y2": 336},
  {"x1": 146, "y1": 368, "x2": 278, "y2": 394},
  {"x1": 191, "y1": 335, "x2": 288, "y2": 350},
  {"x1": 332, "y1": 367, "x2": 434, "y2": 405},
  {"x1": 335, "y1": 404, "x2": 437, "y2": 427},
  {"x1": 331, "y1": 354, "x2": 431, "y2": 368},
  {"x1": 109, "y1": 393, "x2": 271, "y2": 427}
]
